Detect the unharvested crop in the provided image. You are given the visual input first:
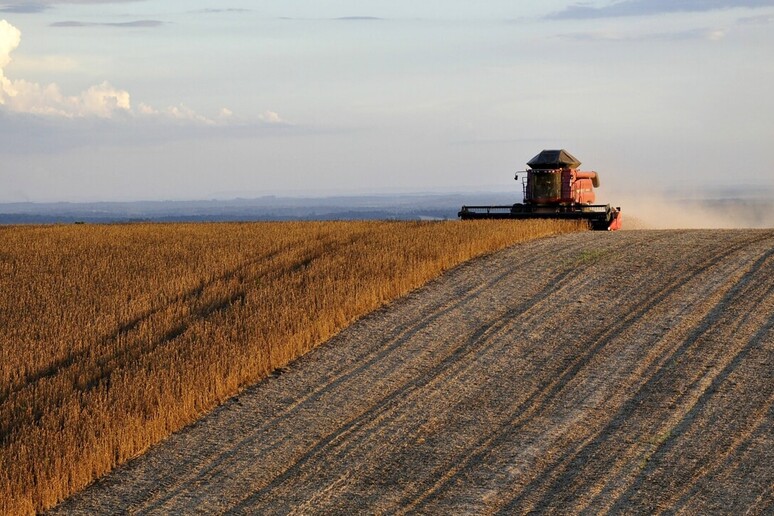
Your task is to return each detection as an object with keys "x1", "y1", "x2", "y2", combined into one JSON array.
[{"x1": 0, "y1": 219, "x2": 582, "y2": 513}]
